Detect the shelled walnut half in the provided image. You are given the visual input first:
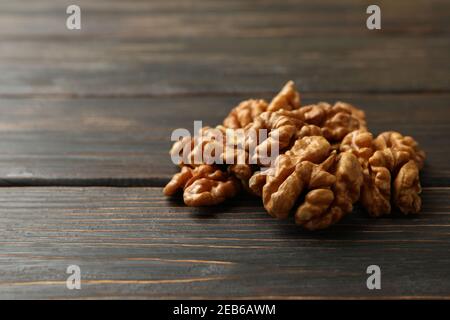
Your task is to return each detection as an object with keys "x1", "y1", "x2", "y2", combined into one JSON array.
[
  {"x1": 296, "y1": 151, "x2": 363, "y2": 230},
  {"x1": 299, "y1": 101, "x2": 367, "y2": 142},
  {"x1": 250, "y1": 135, "x2": 363, "y2": 230},
  {"x1": 340, "y1": 130, "x2": 425, "y2": 216},
  {"x1": 164, "y1": 165, "x2": 240, "y2": 206},
  {"x1": 170, "y1": 125, "x2": 247, "y2": 167},
  {"x1": 222, "y1": 80, "x2": 301, "y2": 129},
  {"x1": 223, "y1": 99, "x2": 268, "y2": 129}
]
